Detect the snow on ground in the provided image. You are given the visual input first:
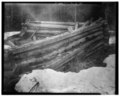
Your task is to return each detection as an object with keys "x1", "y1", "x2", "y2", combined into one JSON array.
[
  {"x1": 15, "y1": 54, "x2": 115, "y2": 94},
  {"x1": 4, "y1": 31, "x2": 20, "y2": 40}
]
